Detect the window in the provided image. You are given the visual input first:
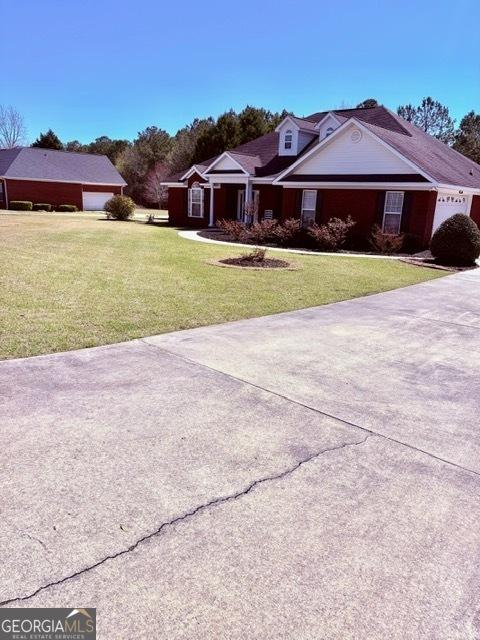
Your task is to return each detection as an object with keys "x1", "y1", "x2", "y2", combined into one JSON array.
[
  {"x1": 326, "y1": 127, "x2": 334, "y2": 137},
  {"x1": 284, "y1": 129, "x2": 293, "y2": 150},
  {"x1": 188, "y1": 183, "x2": 204, "y2": 217},
  {"x1": 383, "y1": 191, "x2": 404, "y2": 234},
  {"x1": 301, "y1": 190, "x2": 317, "y2": 227}
]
